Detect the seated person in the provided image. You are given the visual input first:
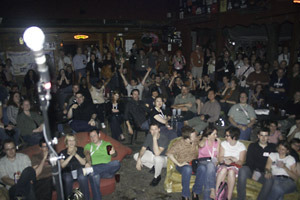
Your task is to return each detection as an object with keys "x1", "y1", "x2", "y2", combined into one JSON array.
[
  {"x1": 0, "y1": 139, "x2": 48, "y2": 199},
  {"x1": 289, "y1": 138, "x2": 300, "y2": 176},
  {"x1": 228, "y1": 92, "x2": 256, "y2": 140},
  {"x1": 148, "y1": 74, "x2": 169, "y2": 100},
  {"x1": 83, "y1": 129, "x2": 120, "y2": 200},
  {"x1": 268, "y1": 68, "x2": 288, "y2": 108},
  {"x1": 216, "y1": 127, "x2": 247, "y2": 200},
  {"x1": 16, "y1": 99, "x2": 44, "y2": 146},
  {"x1": 261, "y1": 140, "x2": 298, "y2": 199},
  {"x1": 171, "y1": 85, "x2": 197, "y2": 121},
  {"x1": 31, "y1": 139, "x2": 53, "y2": 200},
  {"x1": 287, "y1": 116, "x2": 300, "y2": 142},
  {"x1": 237, "y1": 128, "x2": 276, "y2": 200},
  {"x1": 149, "y1": 96, "x2": 177, "y2": 140},
  {"x1": 145, "y1": 87, "x2": 160, "y2": 109},
  {"x1": 59, "y1": 134, "x2": 89, "y2": 199},
  {"x1": 250, "y1": 84, "x2": 266, "y2": 109},
  {"x1": 246, "y1": 61, "x2": 270, "y2": 90},
  {"x1": 219, "y1": 78, "x2": 240, "y2": 114},
  {"x1": 166, "y1": 126, "x2": 200, "y2": 200},
  {"x1": 168, "y1": 72, "x2": 183, "y2": 98},
  {"x1": 196, "y1": 126, "x2": 220, "y2": 200},
  {"x1": 134, "y1": 123, "x2": 170, "y2": 186},
  {"x1": 124, "y1": 89, "x2": 150, "y2": 134},
  {"x1": 67, "y1": 91, "x2": 97, "y2": 133},
  {"x1": 268, "y1": 120, "x2": 283, "y2": 144},
  {"x1": 184, "y1": 89, "x2": 221, "y2": 134},
  {"x1": 194, "y1": 74, "x2": 216, "y2": 104}
]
